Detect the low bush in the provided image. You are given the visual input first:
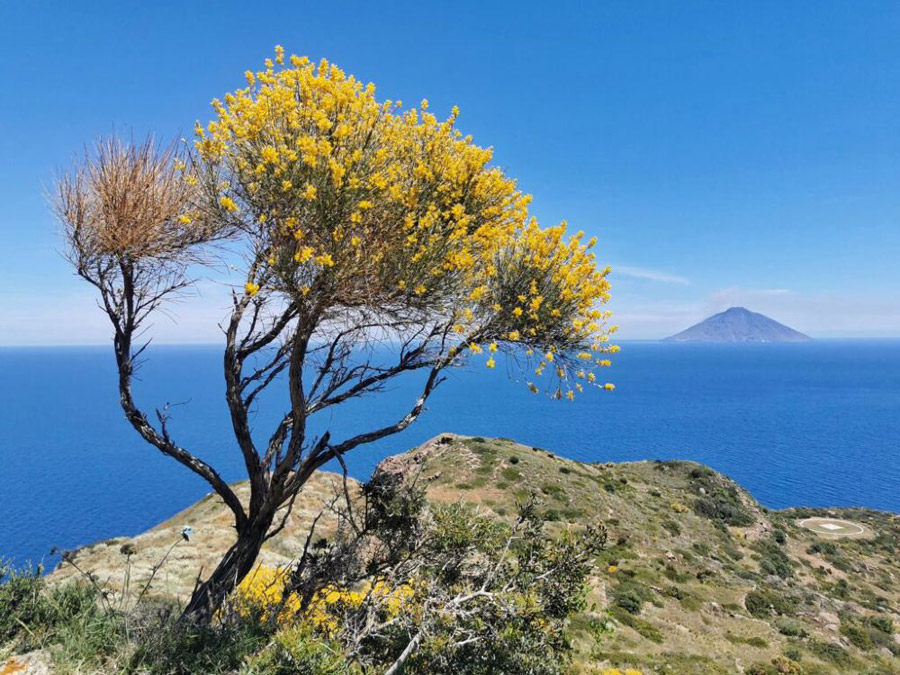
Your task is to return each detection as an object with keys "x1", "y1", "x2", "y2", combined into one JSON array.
[
  {"x1": 806, "y1": 639, "x2": 853, "y2": 666},
  {"x1": 611, "y1": 581, "x2": 652, "y2": 615},
  {"x1": 744, "y1": 588, "x2": 799, "y2": 618},
  {"x1": 725, "y1": 633, "x2": 768, "y2": 648},
  {"x1": 869, "y1": 615, "x2": 895, "y2": 634},
  {"x1": 243, "y1": 625, "x2": 351, "y2": 675},
  {"x1": 774, "y1": 618, "x2": 808, "y2": 638},
  {"x1": 128, "y1": 609, "x2": 269, "y2": 675},
  {"x1": 754, "y1": 537, "x2": 794, "y2": 579},
  {"x1": 0, "y1": 562, "x2": 123, "y2": 663},
  {"x1": 745, "y1": 657, "x2": 801, "y2": 675},
  {"x1": 609, "y1": 607, "x2": 664, "y2": 643},
  {"x1": 661, "y1": 519, "x2": 681, "y2": 536},
  {"x1": 688, "y1": 471, "x2": 754, "y2": 526},
  {"x1": 806, "y1": 540, "x2": 837, "y2": 555}
]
